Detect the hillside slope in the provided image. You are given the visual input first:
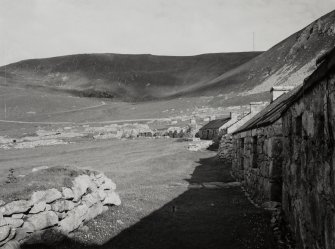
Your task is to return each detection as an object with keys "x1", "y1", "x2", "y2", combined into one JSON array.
[
  {"x1": 0, "y1": 52, "x2": 261, "y2": 101},
  {"x1": 195, "y1": 10, "x2": 335, "y2": 104},
  {"x1": 1, "y1": 10, "x2": 335, "y2": 104}
]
